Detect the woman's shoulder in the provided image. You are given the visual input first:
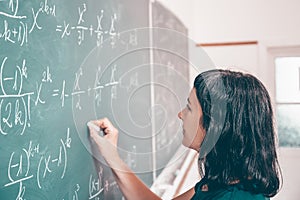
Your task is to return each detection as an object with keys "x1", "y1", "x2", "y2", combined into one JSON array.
[{"x1": 191, "y1": 179, "x2": 269, "y2": 200}]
